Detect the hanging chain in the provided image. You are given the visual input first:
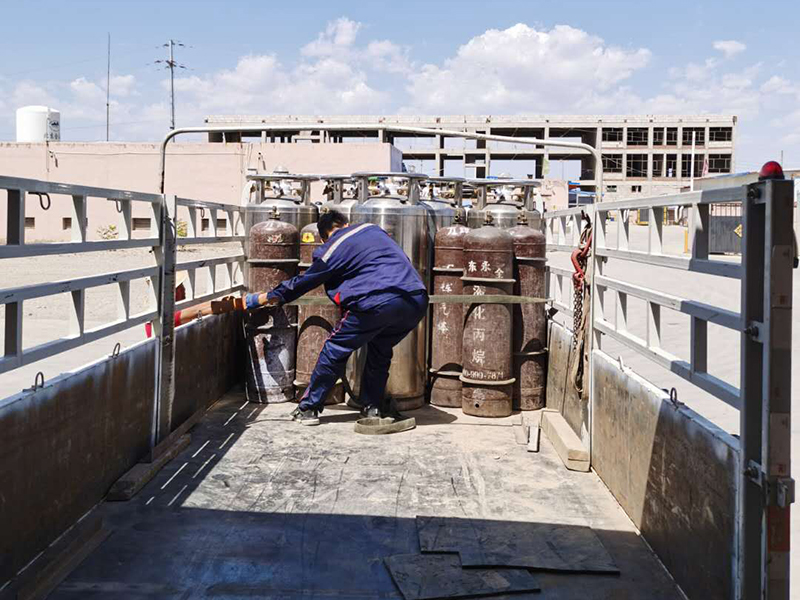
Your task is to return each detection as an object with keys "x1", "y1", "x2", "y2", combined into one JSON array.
[{"x1": 571, "y1": 219, "x2": 592, "y2": 349}]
